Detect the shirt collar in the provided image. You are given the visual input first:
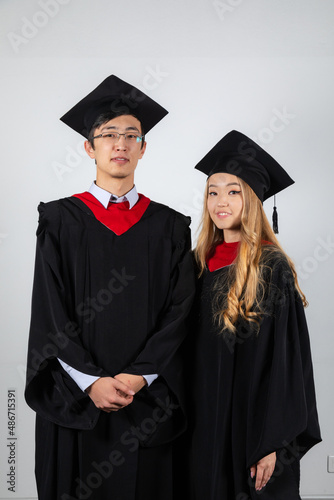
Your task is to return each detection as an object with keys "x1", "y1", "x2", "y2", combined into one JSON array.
[{"x1": 88, "y1": 182, "x2": 139, "y2": 209}]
